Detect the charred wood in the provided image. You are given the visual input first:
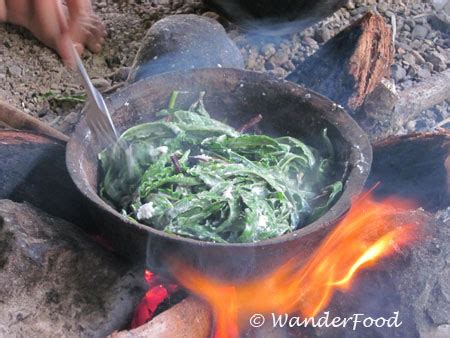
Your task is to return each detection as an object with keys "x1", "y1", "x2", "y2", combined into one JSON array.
[
  {"x1": 288, "y1": 12, "x2": 394, "y2": 111},
  {"x1": 110, "y1": 297, "x2": 212, "y2": 338},
  {"x1": 395, "y1": 69, "x2": 450, "y2": 123},
  {"x1": 0, "y1": 130, "x2": 91, "y2": 228},
  {"x1": 367, "y1": 131, "x2": 450, "y2": 212}
]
